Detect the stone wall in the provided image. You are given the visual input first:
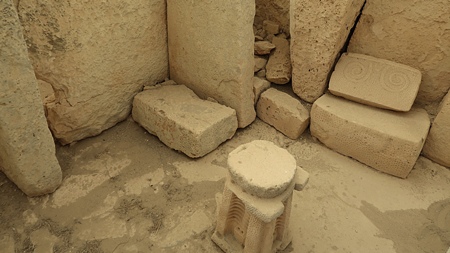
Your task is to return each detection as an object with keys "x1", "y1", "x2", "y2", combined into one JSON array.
[
  {"x1": 255, "y1": 0, "x2": 290, "y2": 35},
  {"x1": 17, "y1": 0, "x2": 169, "y2": 144}
]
